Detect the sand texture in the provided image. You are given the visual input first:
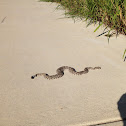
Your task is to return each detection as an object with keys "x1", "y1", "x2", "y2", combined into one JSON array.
[{"x1": 0, "y1": 0, "x2": 126, "y2": 126}]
